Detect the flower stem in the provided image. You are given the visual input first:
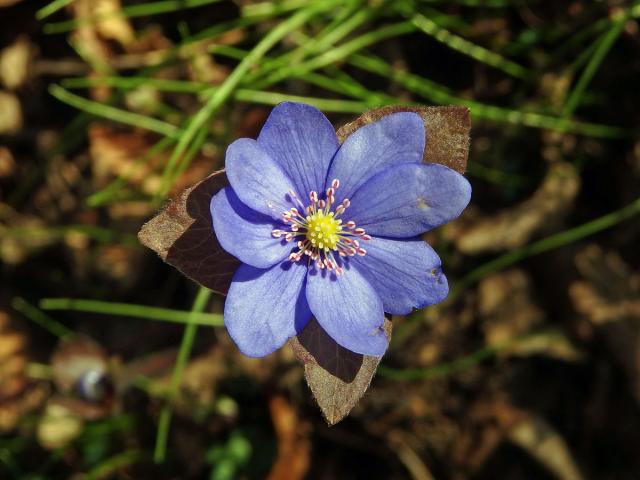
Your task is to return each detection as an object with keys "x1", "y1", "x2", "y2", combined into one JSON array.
[{"x1": 153, "y1": 287, "x2": 212, "y2": 463}]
